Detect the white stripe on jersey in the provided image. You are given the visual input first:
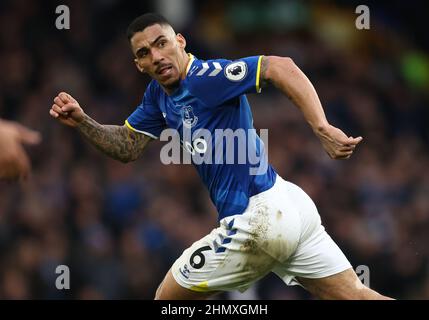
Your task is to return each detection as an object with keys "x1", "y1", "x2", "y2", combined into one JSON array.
[
  {"x1": 196, "y1": 62, "x2": 209, "y2": 76},
  {"x1": 208, "y1": 62, "x2": 222, "y2": 76}
]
